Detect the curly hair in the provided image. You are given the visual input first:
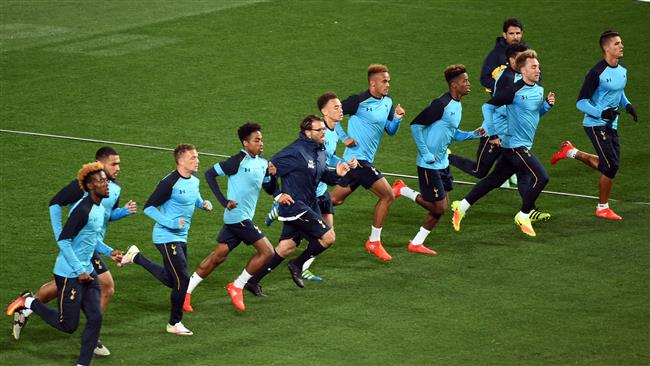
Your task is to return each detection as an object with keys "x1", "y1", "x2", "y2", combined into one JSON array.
[{"x1": 77, "y1": 162, "x2": 105, "y2": 191}]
